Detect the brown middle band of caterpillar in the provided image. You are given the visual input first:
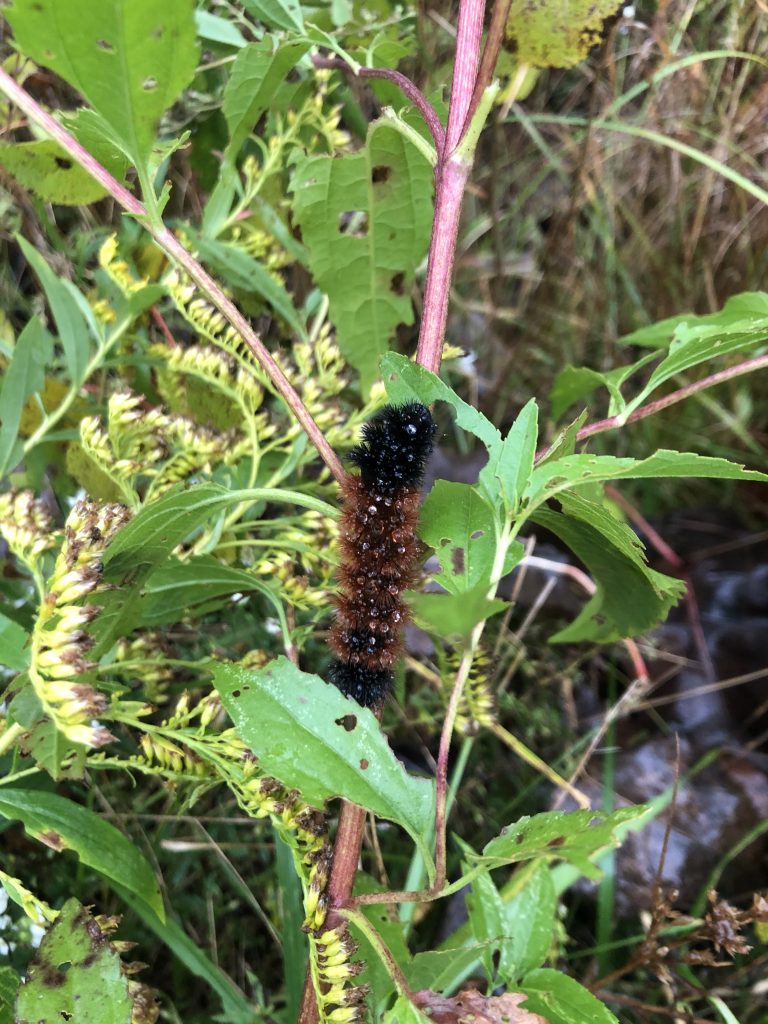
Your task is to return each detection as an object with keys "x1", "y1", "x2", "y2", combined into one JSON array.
[{"x1": 329, "y1": 477, "x2": 422, "y2": 673}]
